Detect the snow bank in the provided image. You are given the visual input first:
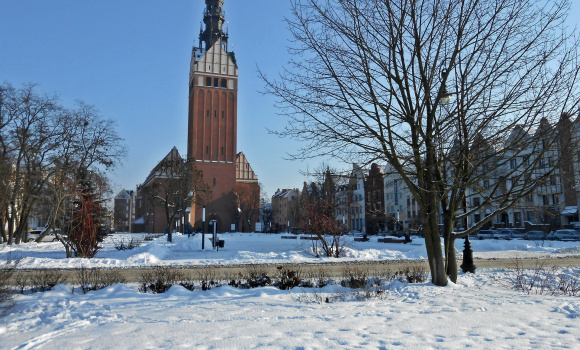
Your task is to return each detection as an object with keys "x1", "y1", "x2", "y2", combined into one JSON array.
[{"x1": 1, "y1": 232, "x2": 579, "y2": 269}]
